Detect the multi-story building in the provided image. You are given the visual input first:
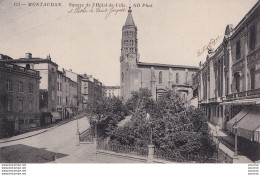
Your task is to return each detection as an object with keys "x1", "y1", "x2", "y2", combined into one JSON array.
[
  {"x1": 68, "y1": 78, "x2": 78, "y2": 114},
  {"x1": 61, "y1": 71, "x2": 73, "y2": 118},
  {"x1": 105, "y1": 86, "x2": 121, "y2": 98},
  {"x1": 0, "y1": 53, "x2": 61, "y2": 125},
  {"x1": 57, "y1": 70, "x2": 64, "y2": 119},
  {"x1": 81, "y1": 74, "x2": 105, "y2": 106},
  {"x1": 77, "y1": 74, "x2": 84, "y2": 112},
  {"x1": 120, "y1": 7, "x2": 198, "y2": 101},
  {"x1": 64, "y1": 69, "x2": 84, "y2": 113},
  {"x1": 190, "y1": 73, "x2": 199, "y2": 107},
  {"x1": 0, "y1": 61, "x2": 41, "y2": 138},
  {"x1": 197, "y1": 1, "x2": 260, "y2": 160},
  {"x1": 57, "y1": 69, "x2": 78, "y2": 118}
]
